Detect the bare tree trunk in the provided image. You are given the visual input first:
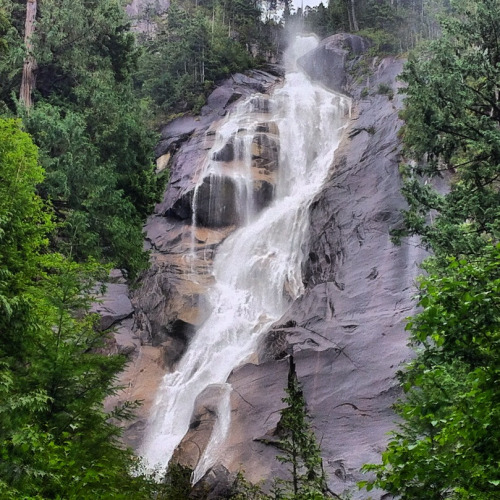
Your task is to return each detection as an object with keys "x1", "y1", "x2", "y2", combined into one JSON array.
[
  {"x1": 20, "y1": 0, "x2": 37, "y2": 110},
  {"x1": 350, "y1": 0, "x2": 359, "y2": 31}
]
